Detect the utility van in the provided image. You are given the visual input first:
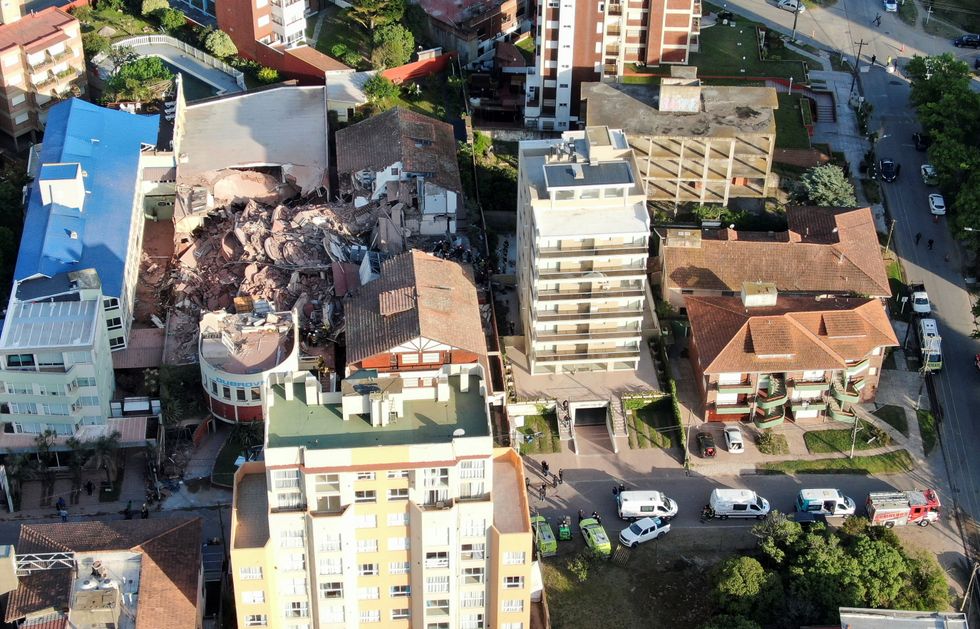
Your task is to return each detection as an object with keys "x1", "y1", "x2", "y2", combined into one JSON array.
[
  {"x1": 616, "y1": 490, "x2": 679, "y2": 521},
  {"x1": 795, "y1": 488, "x2": 856, "y2": 517},
  {"x1": 708, "y1": 489, "x2": 771, "y2": 520}
]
